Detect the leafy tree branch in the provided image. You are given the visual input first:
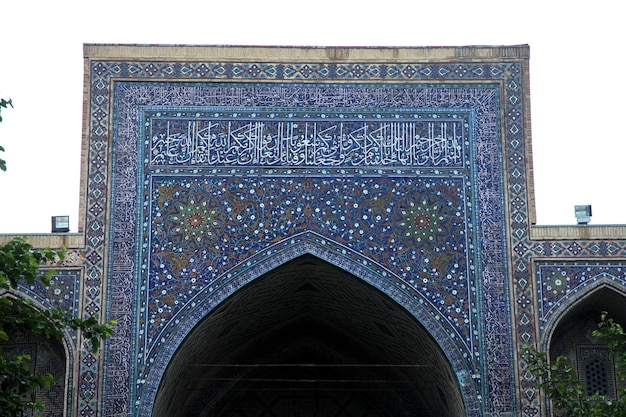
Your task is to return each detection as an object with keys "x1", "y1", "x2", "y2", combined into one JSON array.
[
  {"x1": 0, "y1": 97, "x2": 12, "y2": 171},
  {"x1": 0, "y1": 96, "x2": 116, "y2": 417},
  {"x1": 524, "y1": 313, "x2": 626, "y2": 417}
]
